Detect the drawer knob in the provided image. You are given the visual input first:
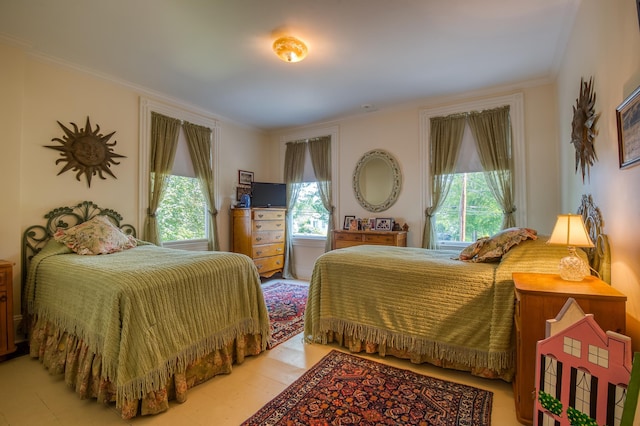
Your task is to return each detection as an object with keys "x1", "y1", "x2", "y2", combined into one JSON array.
[
  {"x1": 256, "y1": 251, "x2": 262, "y2": 256},
  {"x1": 0, "y1": 294, "x2": 6, "y2": 302},
  {"x1": 258, "y1": 214, "x2": 264, "y2": 218},
  {"x1": 256, "y1": 237, "x2": 262, "y2": 241},
  {"x1": 256, "y1": 224, "x2": 262, "y2": 229}
]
